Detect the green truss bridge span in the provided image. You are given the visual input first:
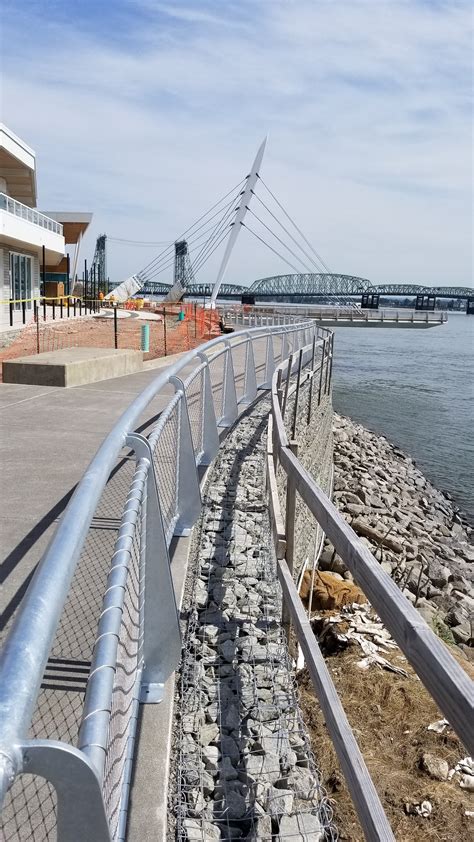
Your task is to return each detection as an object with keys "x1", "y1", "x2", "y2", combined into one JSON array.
[{"x1": 133, "y1": 274, "x2": 474, "y2": 311}]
